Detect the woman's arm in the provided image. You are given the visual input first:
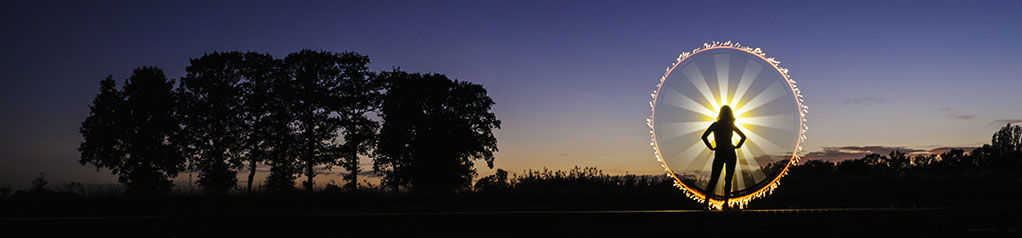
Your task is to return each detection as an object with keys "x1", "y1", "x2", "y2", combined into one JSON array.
[
  {"x1": 701, "y1": 122, "x2": 715, "y2": 150},
  {"x1": 734, "y1": 125, "x2": 747, "y2": 148}
]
